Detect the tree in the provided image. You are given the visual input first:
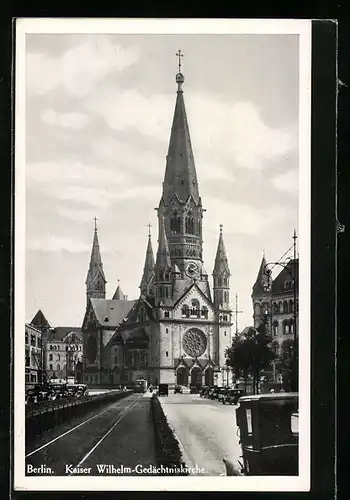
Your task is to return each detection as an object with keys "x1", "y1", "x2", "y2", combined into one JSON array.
[{"x1": 225, "y1": 324, "x2": 276, "y2": 394}]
